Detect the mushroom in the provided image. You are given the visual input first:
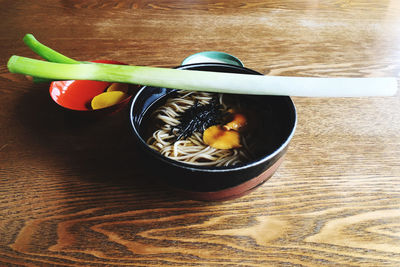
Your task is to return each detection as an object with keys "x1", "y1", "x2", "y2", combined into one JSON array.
[{"x1": 203, "y1": 111, "x2": 247, "y2": 149}]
